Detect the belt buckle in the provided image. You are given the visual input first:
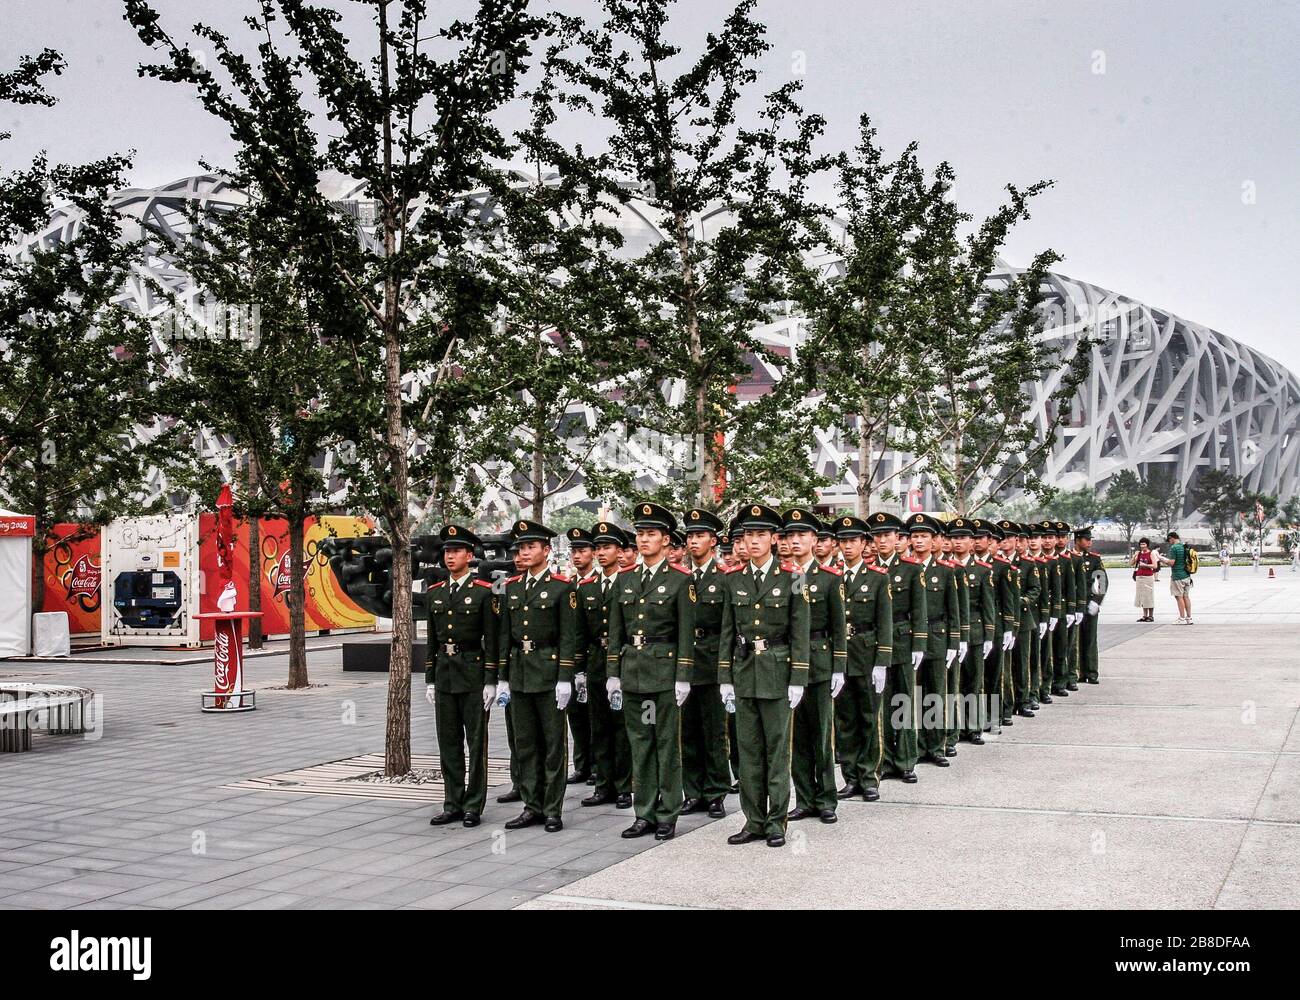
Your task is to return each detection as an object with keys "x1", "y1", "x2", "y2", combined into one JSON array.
[
  {"x1": 846, "y1": 623, "x2": 857, "y2": 637},
  {"x1": 753, "y1": 638, "x2": 768, "y2": 654},
  {"x1": 631, "y1": 634, "x2": 646, "y2": 649},
  {"x1": 521, "y1": 639, "x2": 536, "y2": 654},
  {"x1": 444, "y1": 642, "x2": 459, "y2": 656},
  {"x1": 693, "y1": 627, "x2": 704, "y2": 640},
  {"x1": 599, "y1": 637, "x2": 608, "y2": 649}
]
